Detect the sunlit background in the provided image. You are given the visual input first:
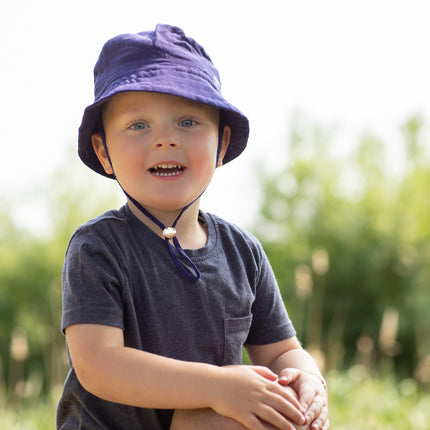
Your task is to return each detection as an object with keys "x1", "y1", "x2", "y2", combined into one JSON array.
[
  {"x1": 2, "y1": 1, "x2": 430, "y2": 428},
  {"x1": 2, "y1": 0, "x2": 430, "y2": 232}
]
